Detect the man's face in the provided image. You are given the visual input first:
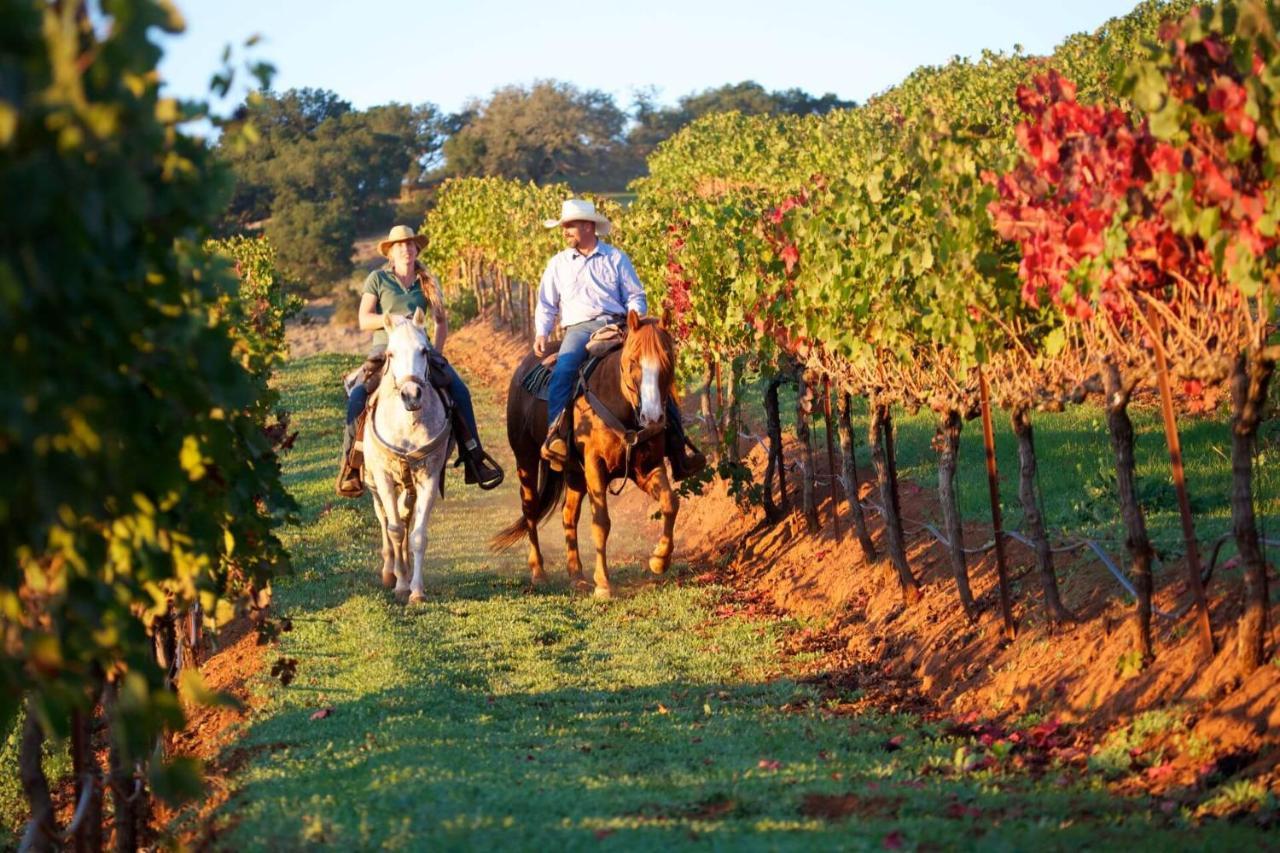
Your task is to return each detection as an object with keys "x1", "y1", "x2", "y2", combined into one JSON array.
[{"x1": 562, "y1": 220, "x2": 596, "y2": 250}]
